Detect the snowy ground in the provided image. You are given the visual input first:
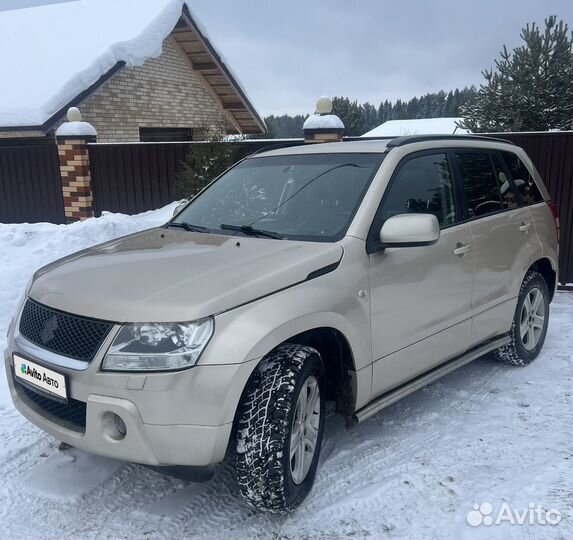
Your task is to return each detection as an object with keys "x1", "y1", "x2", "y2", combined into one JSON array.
[{"x1": 0, "y1": 206, "x2": 571, "y2": 539}]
